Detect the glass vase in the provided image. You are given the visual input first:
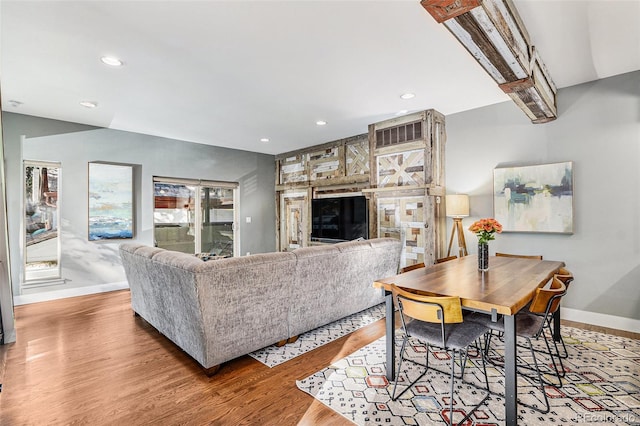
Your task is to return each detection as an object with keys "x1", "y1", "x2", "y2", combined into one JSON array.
[{"x1": 478, "y1": 242, "x2": 489, "y2": 271}]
